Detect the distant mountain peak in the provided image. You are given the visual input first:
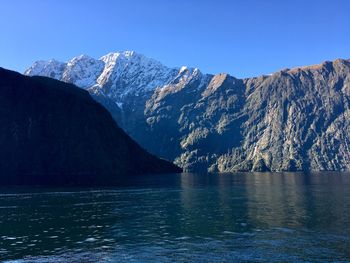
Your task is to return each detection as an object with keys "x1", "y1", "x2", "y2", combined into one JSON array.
[{"x1": 25, "y1": 51, "x2": 200, "y2": 103}]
